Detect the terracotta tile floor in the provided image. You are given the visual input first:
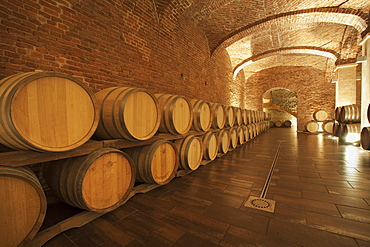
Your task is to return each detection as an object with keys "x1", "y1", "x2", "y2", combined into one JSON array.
[{"x1": 42, "y1": 128, "x2": 370, "y2": 246}]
